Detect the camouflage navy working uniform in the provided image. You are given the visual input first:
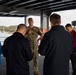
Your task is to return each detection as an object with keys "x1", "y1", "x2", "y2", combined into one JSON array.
[{"x1": 26, "y1": 26, "x2": 42, "y2": 75}]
